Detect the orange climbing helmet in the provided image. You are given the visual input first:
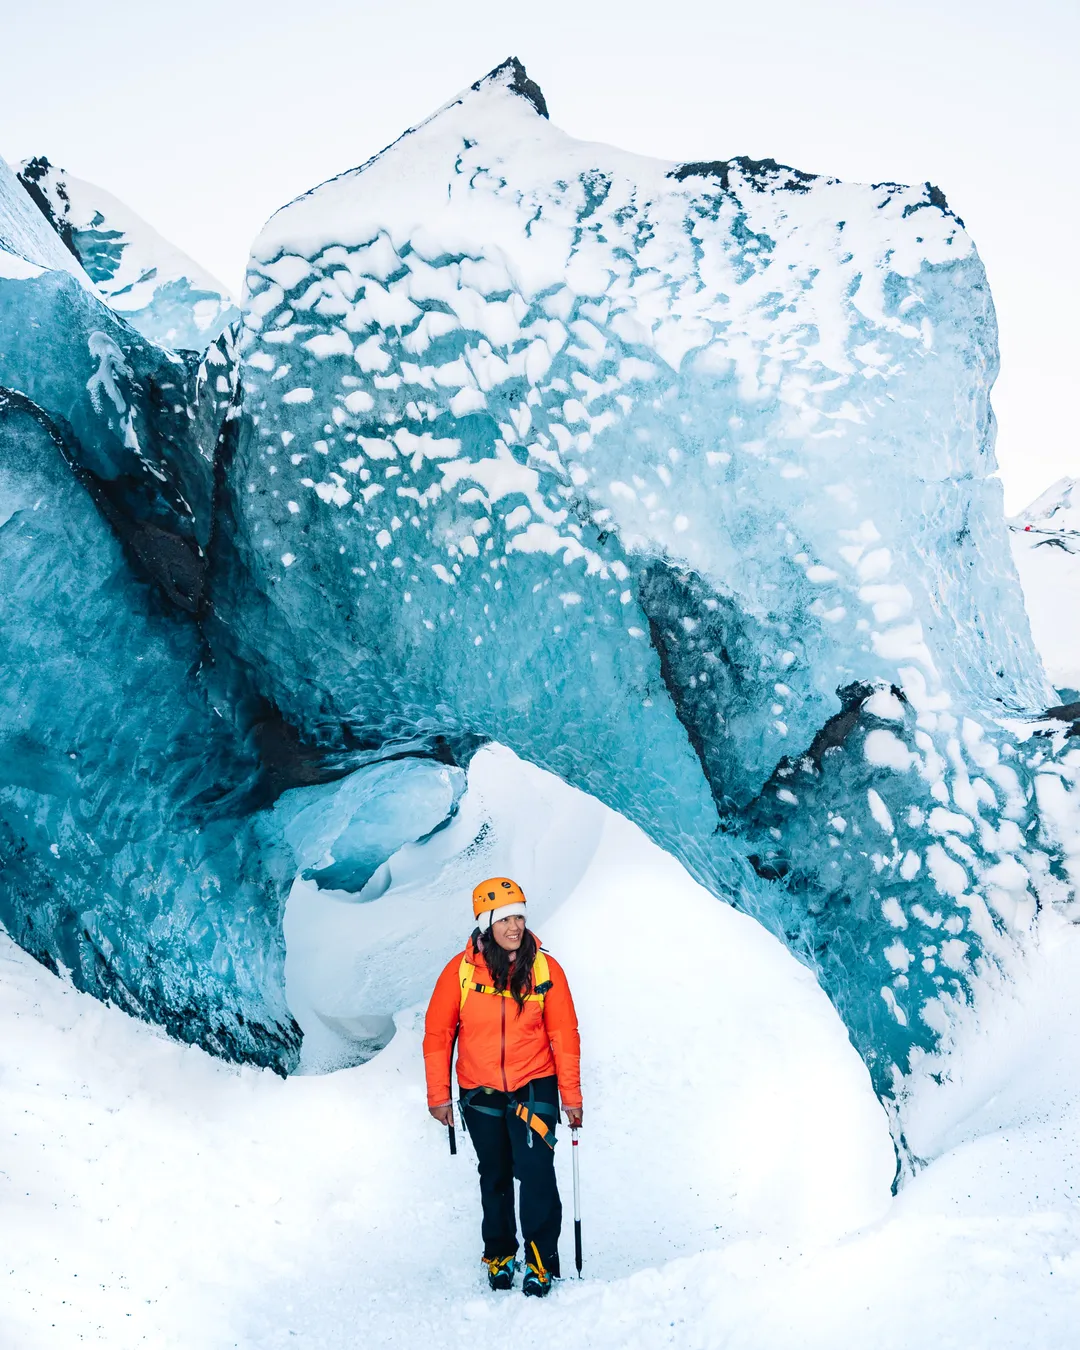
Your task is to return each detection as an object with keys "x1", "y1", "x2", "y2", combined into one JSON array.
[{"x1": 472, "y1": 876, "x2": 528, "y2": 931}]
